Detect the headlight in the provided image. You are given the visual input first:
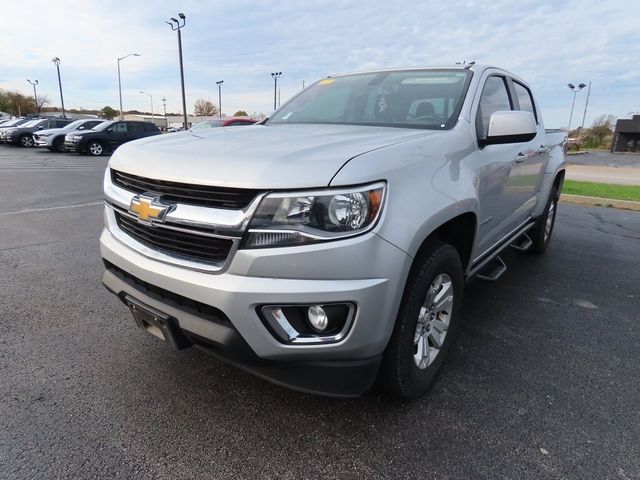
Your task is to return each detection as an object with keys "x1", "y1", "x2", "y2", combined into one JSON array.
[
  {"x1": 243, "y1": 182, "x2": 385, "y2": 248},
  {"x1": 38, "y1": 133, "x2": 52, "y2": 137},
  {"x1": 73, "y1": 135, "x2": 82, "y2": 139}
]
